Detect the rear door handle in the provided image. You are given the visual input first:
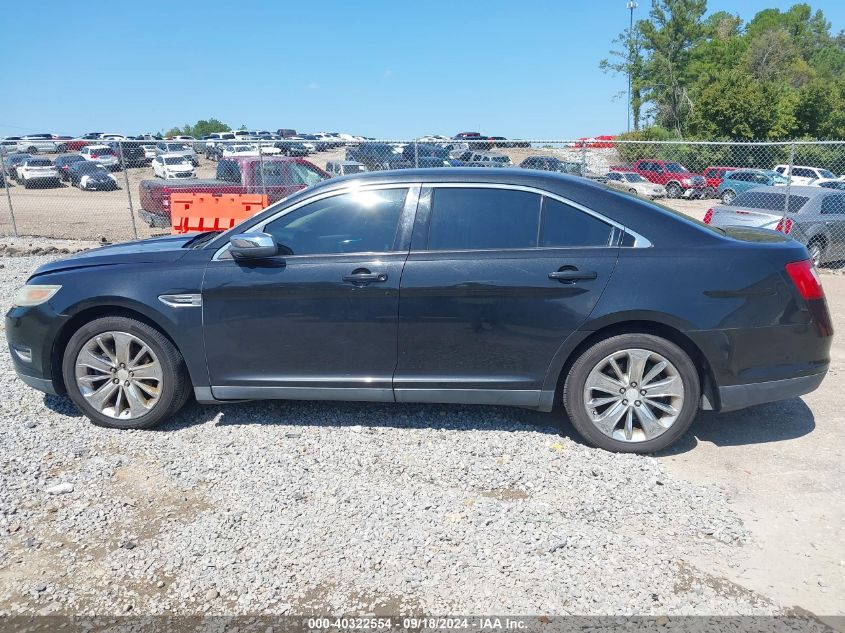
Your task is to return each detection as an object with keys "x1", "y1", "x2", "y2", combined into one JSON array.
[
  {"x1": 343, "y1": 270, "x2": 388, "y2": 284},
  {"x1": 548, "y1": 268, "x2": 598, "y2": 282}
]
